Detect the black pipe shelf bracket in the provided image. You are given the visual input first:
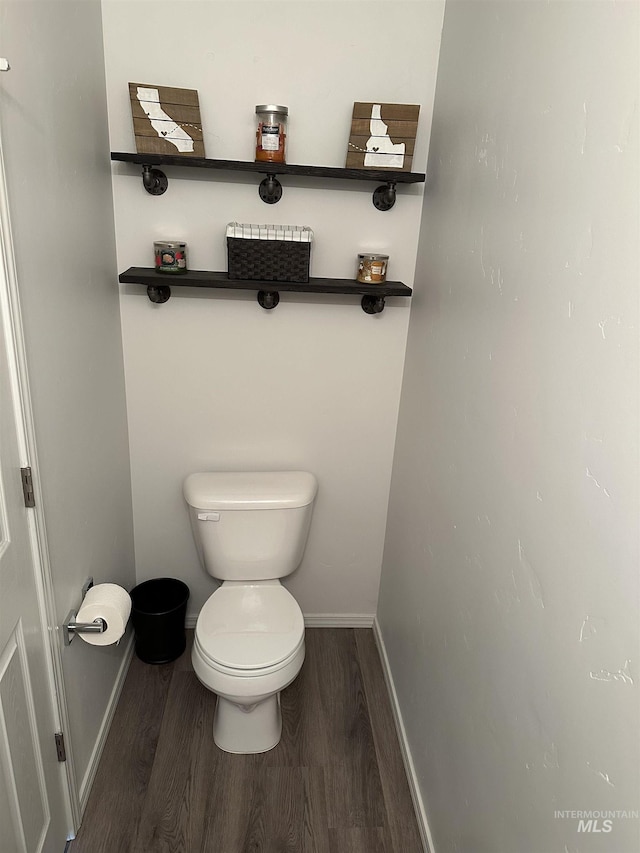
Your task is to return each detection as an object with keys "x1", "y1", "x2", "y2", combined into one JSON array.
[
  {"x1": 257, "y1": 290, "x2": 280, "y2": 309},
  {"x1": 146, "y1": 283, "x2": 171, "y2": 303},
  {"x1": 141, "y1": 164, "x2": 168, "y2": 196},
  {"x1": 258, "y1": 174, "x2": 283, "y2": 205},
  {"x1": 119, "y1": 268, "x2": 412, "y2": 315},
  {"x1": 111, "y1": 153, "x2": 425, "y2": 210}
]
